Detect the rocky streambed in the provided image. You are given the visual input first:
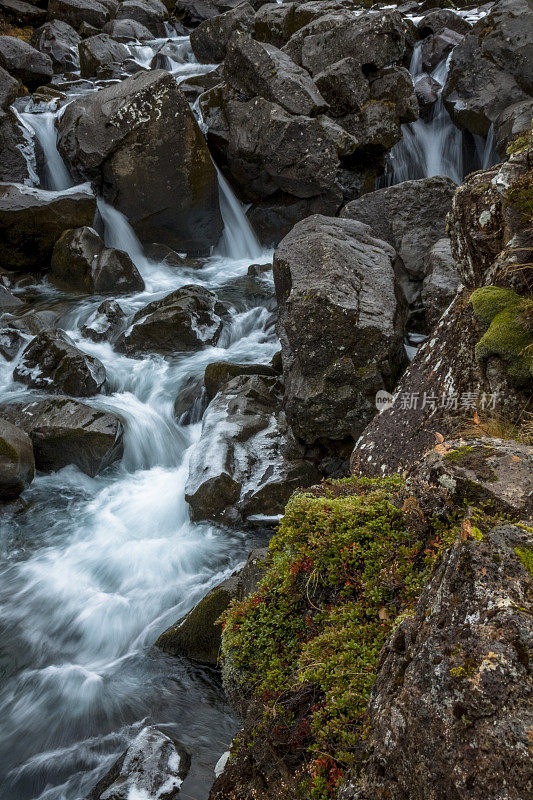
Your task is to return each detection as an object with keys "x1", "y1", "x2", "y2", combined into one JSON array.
[{"x1": 0, "y1": 0, "x2": 531, "y2": 799}]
